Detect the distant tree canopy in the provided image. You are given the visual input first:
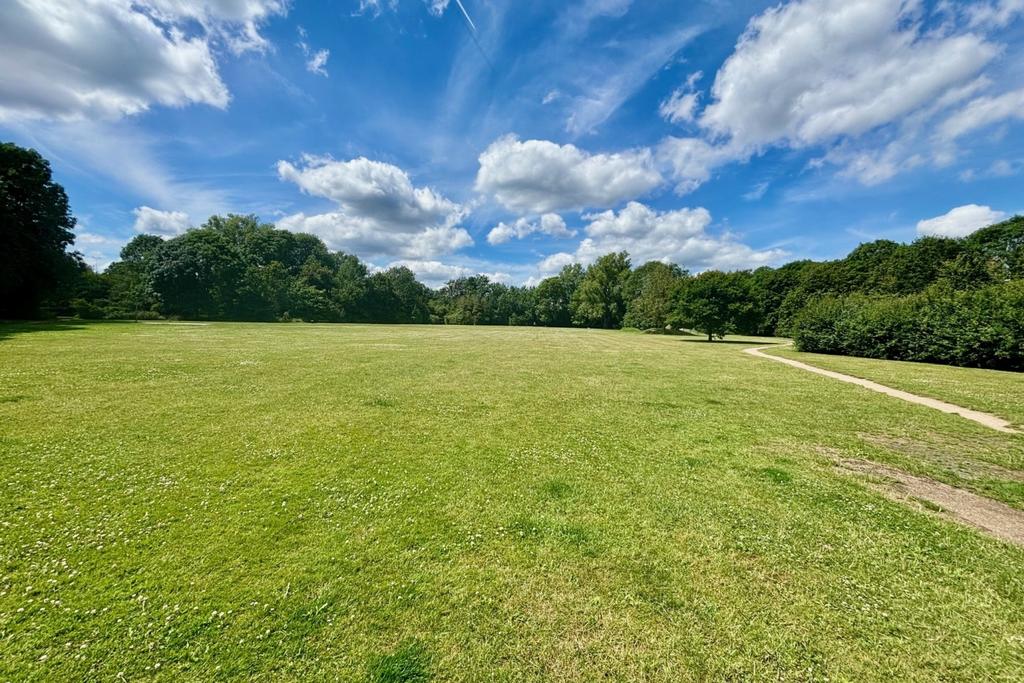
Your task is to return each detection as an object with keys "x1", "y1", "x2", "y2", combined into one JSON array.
[
  {"x1": 6, "y1": 142, "x2": 1024, "y2": 368},
  {"x1": 0, "y1": 142, "x2": 79, "y2": 318}
]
